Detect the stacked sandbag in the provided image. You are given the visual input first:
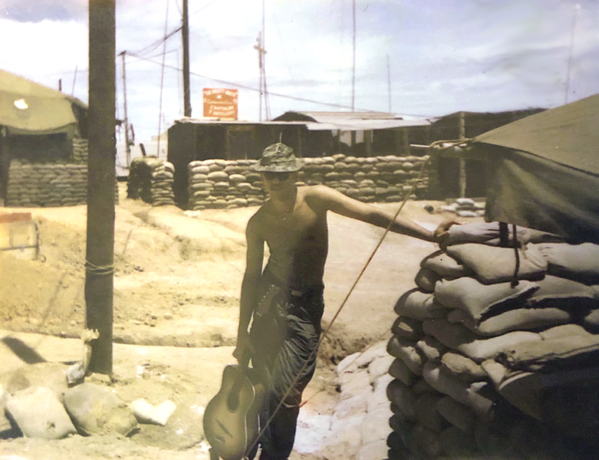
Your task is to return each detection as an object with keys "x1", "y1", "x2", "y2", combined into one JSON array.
[
  {"x1": 186, "y1": 154, "x2": 430, "y2": 210},
  {"x1": 188, "y1": 159, "x2": 263, "y2": 210},
  {"x1": 6, "y1": 159, "x2": 88, "y2": 207},
  {"x1": 321, "y1": 342, "x2": 394, "y2": 460},
  {"x1": 72, "y1": 138, "x2": 88, "y2": 164},
  {"x1": 438, "y1": 198, "x2": 485, "y2": 217},
  {"x1": 127, "y1": 157, "x2": 176, "y2": 206},
  {"x1": 3, "y1": 381, "x2": 139, "y2": 439},
  {"x1": 386, "y1": 222, "x2": 599, "y2": 459},
  {"x1": 299, "y1": 154, "x2": 429, "y2": 203}
]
